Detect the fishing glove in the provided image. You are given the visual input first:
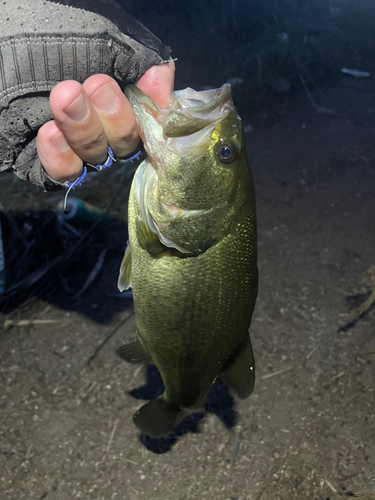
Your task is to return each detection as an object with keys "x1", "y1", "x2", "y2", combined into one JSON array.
[{"x1": 0, "y1": 0, "x2": 171, "y2": 190}]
